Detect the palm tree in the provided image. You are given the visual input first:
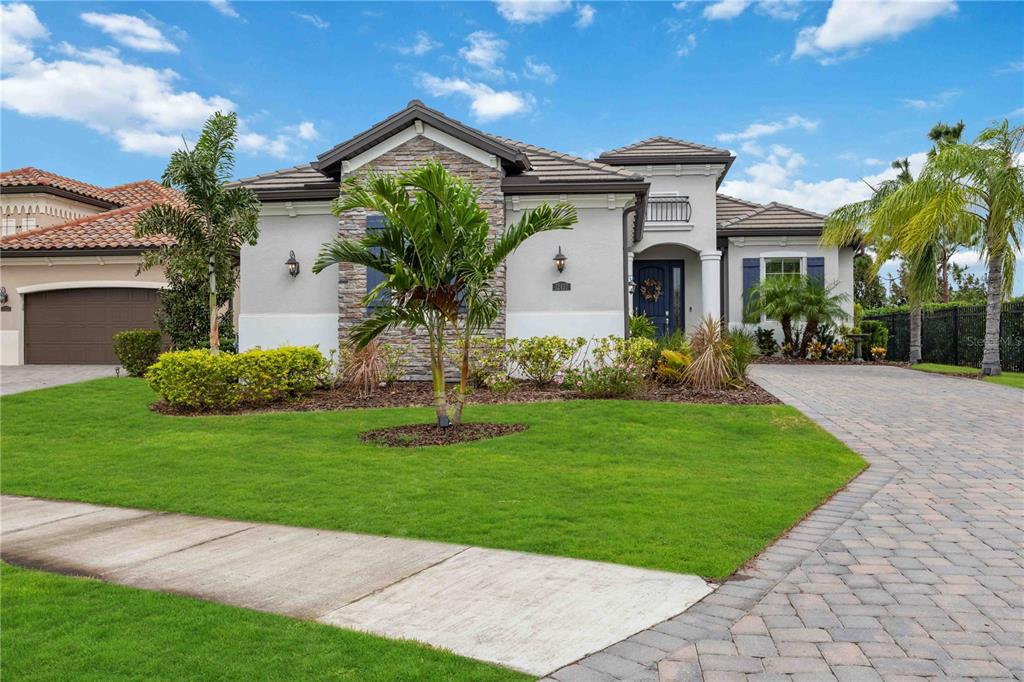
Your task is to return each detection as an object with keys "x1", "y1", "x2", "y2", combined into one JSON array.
[
  {"x1": 796, "y1": 280, "x2": 851, "y2": 356},
  {"x1": 746, "y1": 276, "x2": 804, "y2": 352},
  {"x1": 821, "y1": 158, "x2": 935, "y2": 363},
  {"x1": 873, "y1": 120, "x2": 1023, "y2": 375},
  {"x1": 136, "y1": 112, "x2": 260, "y2": 353},
  {"x1": 314, "y1": 161, "x2": 575, "y2": 426},
  {"x1": 928, "y1": 121, "x2": 970, "y2": 302}
]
